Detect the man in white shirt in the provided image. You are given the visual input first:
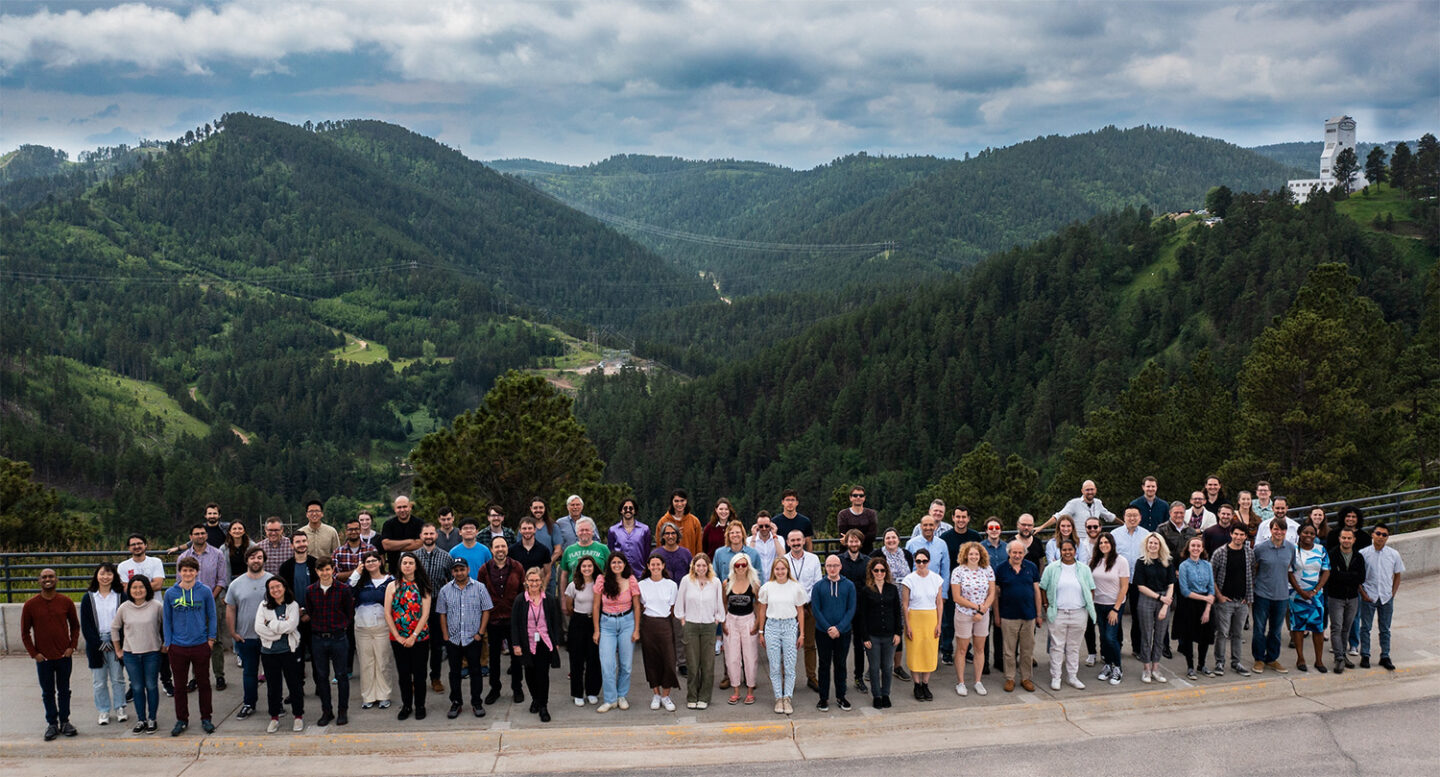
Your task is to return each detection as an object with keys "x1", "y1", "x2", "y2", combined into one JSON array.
[
  {"x1": 747, "y1": 512, "x2": 783, "y2": 583},
  {"x1": 1110, "y1": 508, "x2": 1150, "y2": 655},
  {"x1": 1256, "y1": 497, "x2": 1298, "y2": 546},
  {"x1": 1044, "y1": 479, "x2": 1118, "y2": 532},
  {"x1": 1358, "y1": 524, "x2": 1404, "y2": 670},
  {"x1": 118, "y1": 533, "x2": 172, "y2": 696},
  {"x1": 785, "y1": 530, "x2": 822, "y2": 692}
]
